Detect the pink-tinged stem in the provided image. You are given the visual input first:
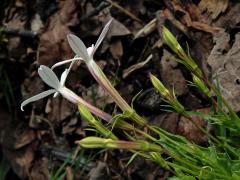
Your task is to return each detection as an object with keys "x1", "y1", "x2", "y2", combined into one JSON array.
[
  {"x1": 60, "y1": 87, "x2": 112, "y2": 122},
  {"x1": 87, "y1": 61, "x2": 131, "y2": 112}
]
